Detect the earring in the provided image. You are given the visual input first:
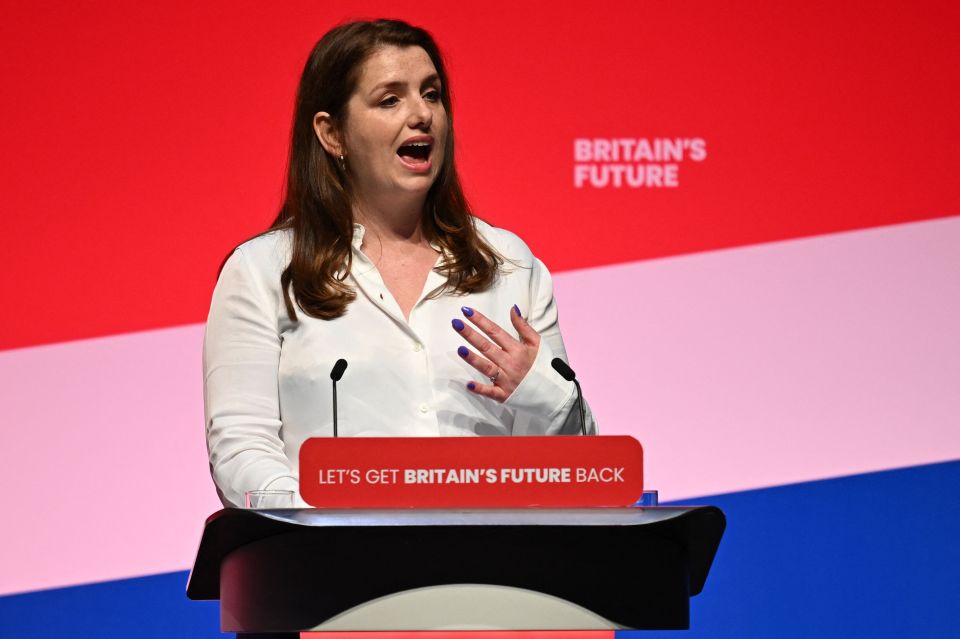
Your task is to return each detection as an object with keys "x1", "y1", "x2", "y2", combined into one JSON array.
[{"x1": 338, "y1": 154, "x2": 346, "y2": 171}]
